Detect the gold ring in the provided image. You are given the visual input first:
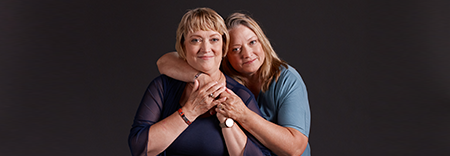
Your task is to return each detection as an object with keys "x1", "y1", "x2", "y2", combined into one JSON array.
[{"x1": 209, "y1": 93, "x2": 214, "y2": 98}]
